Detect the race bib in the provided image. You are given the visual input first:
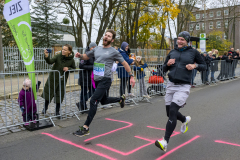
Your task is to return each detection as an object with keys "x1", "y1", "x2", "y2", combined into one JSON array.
[{"x1": 93, "y1": 62, "x2": 105, "y2": 76}]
